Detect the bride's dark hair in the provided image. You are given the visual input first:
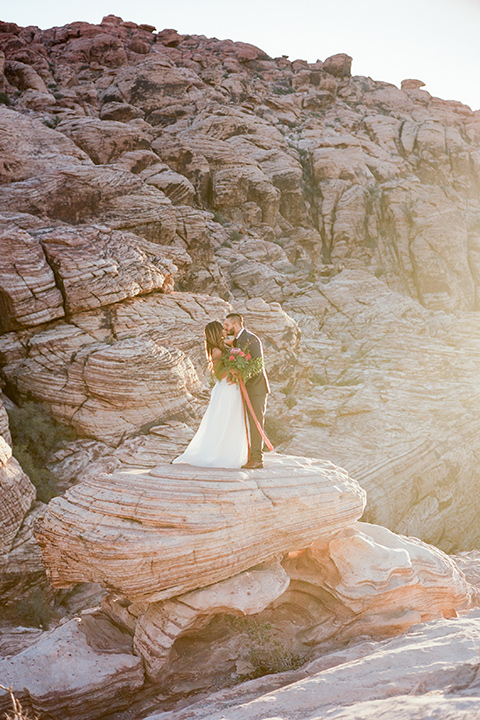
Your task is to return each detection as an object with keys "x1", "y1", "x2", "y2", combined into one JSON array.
[{"x1": 204, "y1": 320, "x2": 225, "y2": 368}]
